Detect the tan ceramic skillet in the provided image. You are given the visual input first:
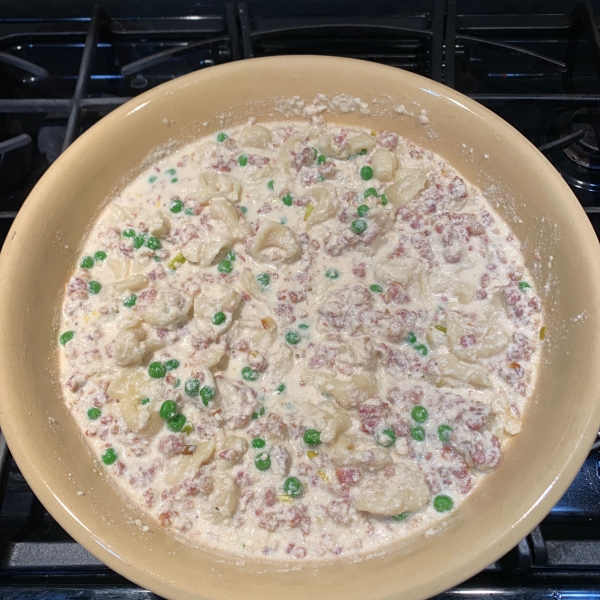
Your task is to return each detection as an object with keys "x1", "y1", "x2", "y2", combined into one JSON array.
[{"x1": 0, "y1": 56, "x2": 599, "y2": 600}]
